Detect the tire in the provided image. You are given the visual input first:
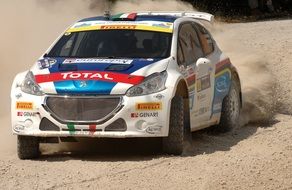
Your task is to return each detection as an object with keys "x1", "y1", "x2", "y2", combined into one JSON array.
[
  {"x1": 216, "y1": 78, "x2": 241, "y2": 133},
  {"x1": 163, "y1": 95, "x2": 191, "y2": 155},
  {"x1": 17, "y1": 135, "x2": 40, "y2": 160}
]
